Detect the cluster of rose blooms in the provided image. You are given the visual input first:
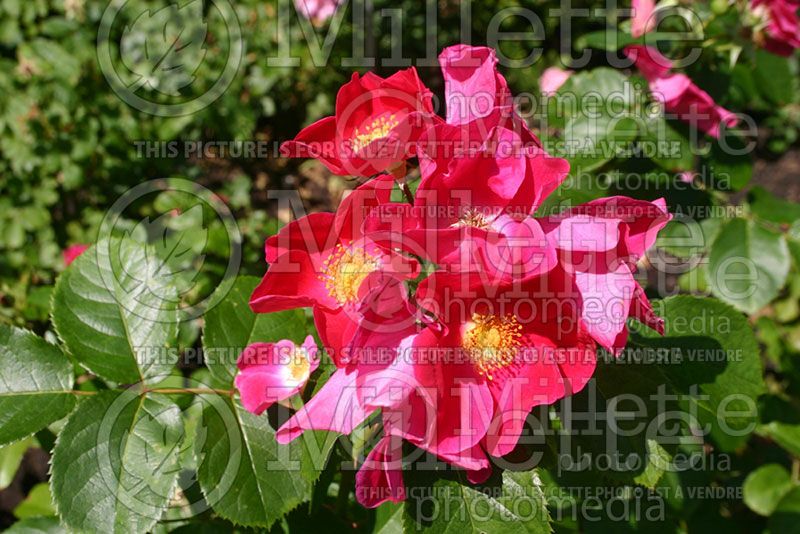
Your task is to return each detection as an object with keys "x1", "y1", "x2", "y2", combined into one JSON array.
[{"x1": 233, "y1": 44, "x2": 674, "y2": 507}]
